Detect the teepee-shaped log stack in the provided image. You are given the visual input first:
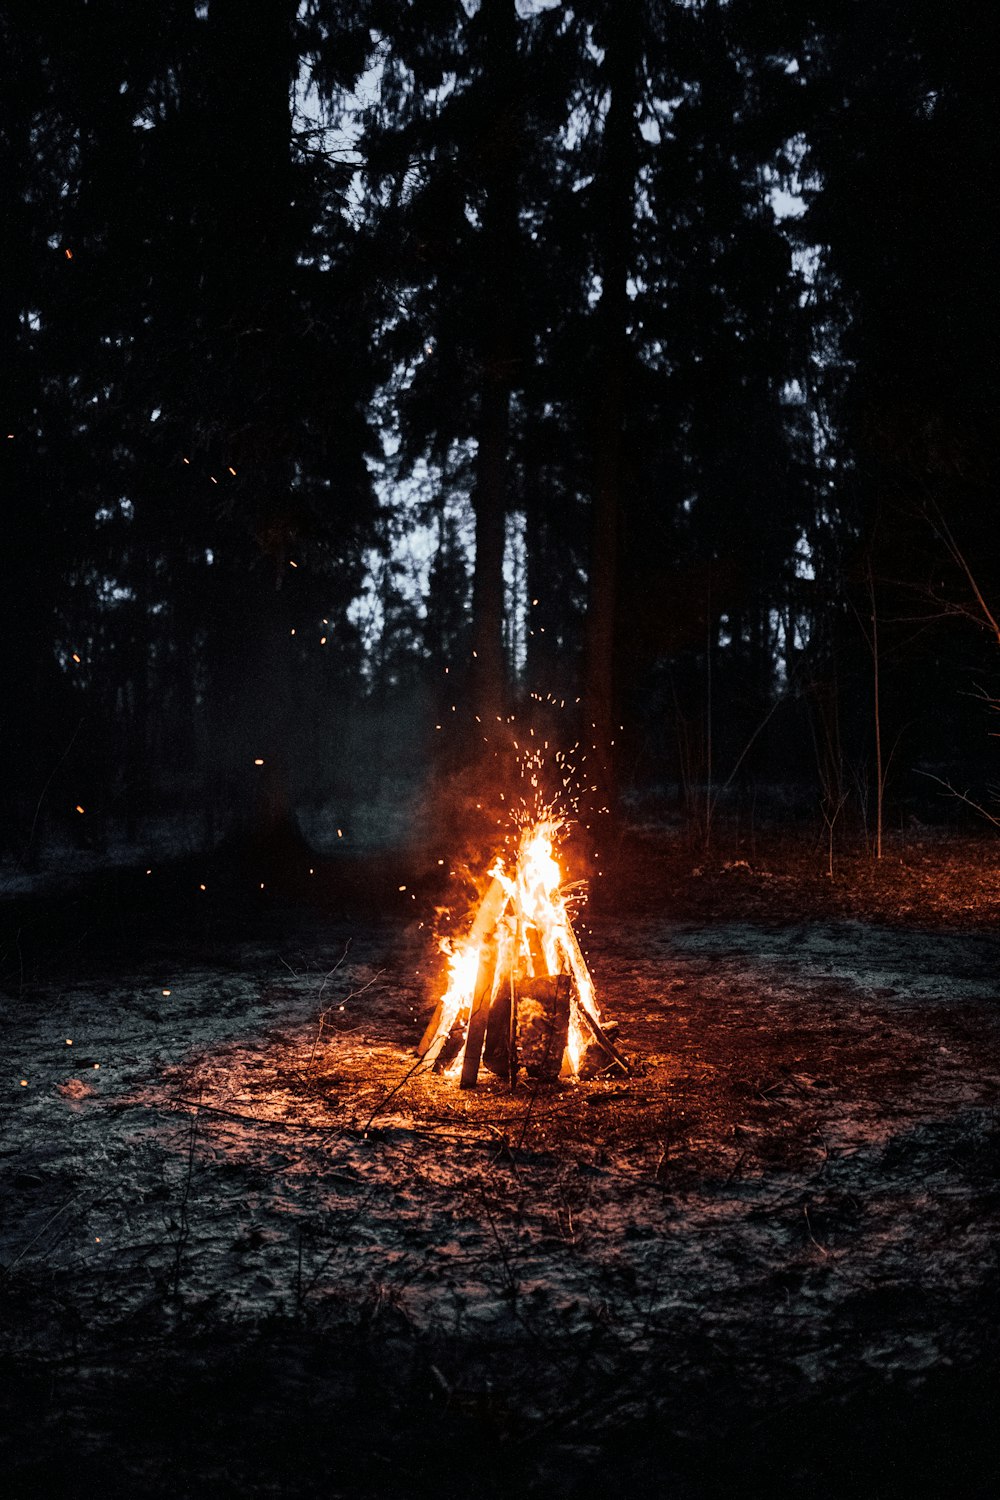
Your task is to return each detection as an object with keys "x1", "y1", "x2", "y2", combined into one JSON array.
[{"x1": 418, "y1": 822, "x2": 626, "y2": 1088}]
